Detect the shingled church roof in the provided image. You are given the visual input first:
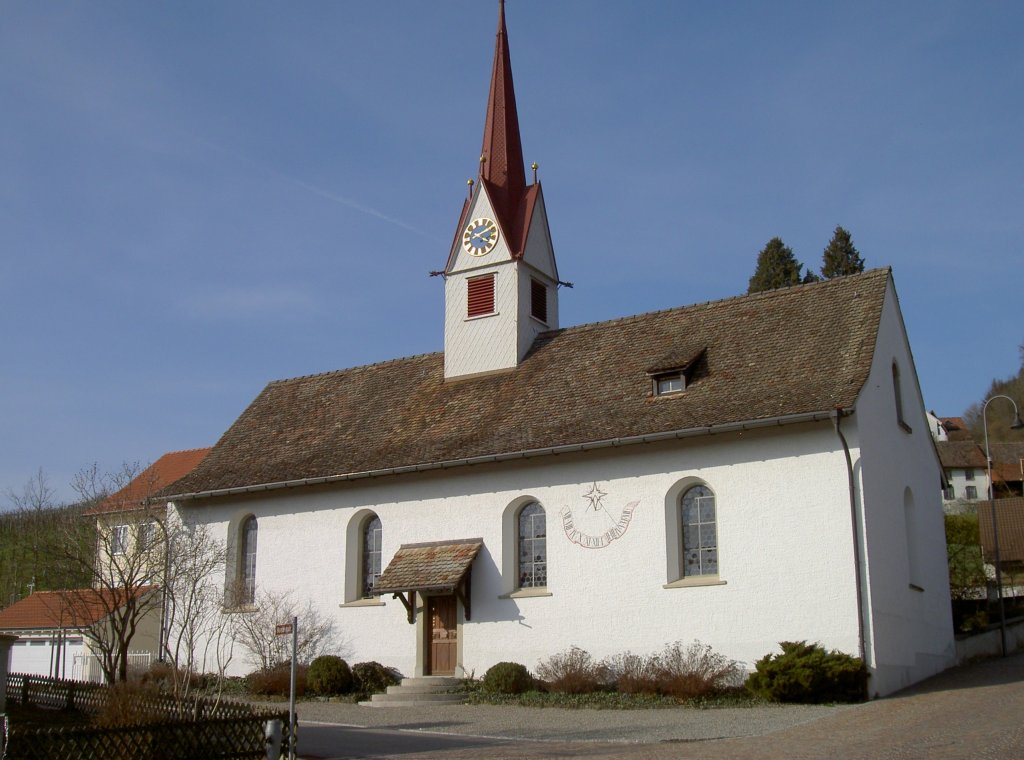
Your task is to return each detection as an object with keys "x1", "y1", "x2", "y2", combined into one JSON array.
[{"x1": 164, "y1": 268, "x2": 891, "y2": 501}]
